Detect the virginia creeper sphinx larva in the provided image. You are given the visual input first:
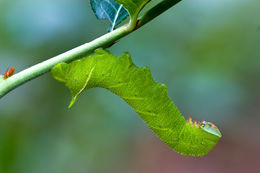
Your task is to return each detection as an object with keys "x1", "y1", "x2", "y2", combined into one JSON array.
[{"x1": 51, "y1": 49, "x2": 221, "y2": 156}]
